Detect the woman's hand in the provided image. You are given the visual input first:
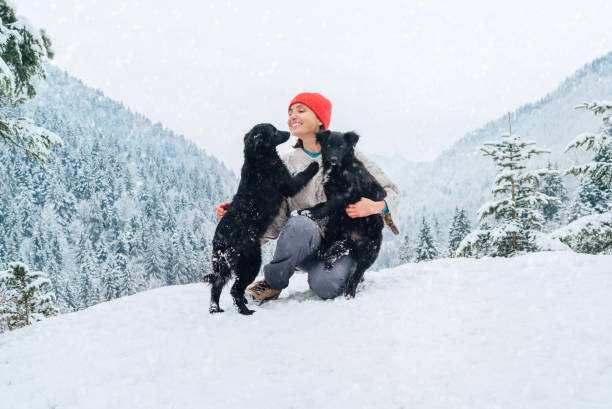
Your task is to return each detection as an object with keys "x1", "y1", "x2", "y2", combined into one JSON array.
[
  {"x1": 345, "y1": 198, "x2": 385, "y2": 218},
  {"x1": 215, "y1": 201, "x2": 231, "y2": 219}
]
